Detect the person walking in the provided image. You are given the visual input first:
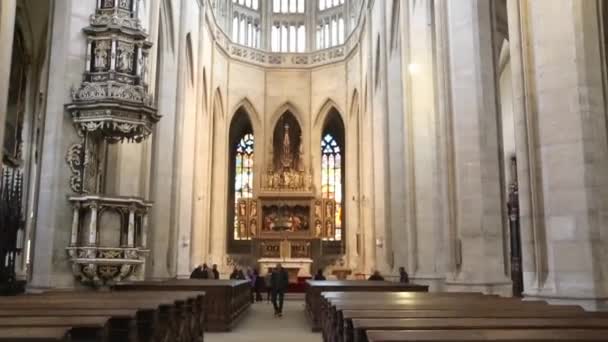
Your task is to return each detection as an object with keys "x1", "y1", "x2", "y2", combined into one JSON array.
[
  {"x1": 270, "y1": 263, "x2": 289, "y2": 317},
  {"x1": 249, "y1": 269, "x2": 257, "y2": 303},
  {"x1": 253, "y1": 269, "x2": 264, "y2": 302}
]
